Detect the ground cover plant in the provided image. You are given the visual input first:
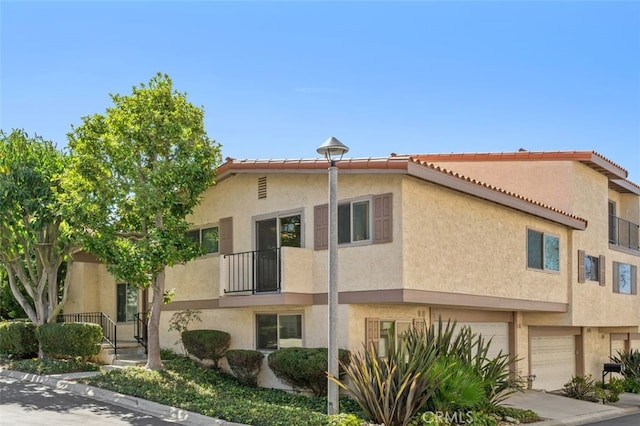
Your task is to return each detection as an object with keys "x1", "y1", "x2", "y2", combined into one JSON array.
[
  {"x1": 82, "y1": 356, "x2": 365, "y2": 426},
  {"x1": 4, "y1": 357, "x2": 101, "y2": 375},
  {"x1": 1, "y1": 351, "x2": 539, "y2": 425}
]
